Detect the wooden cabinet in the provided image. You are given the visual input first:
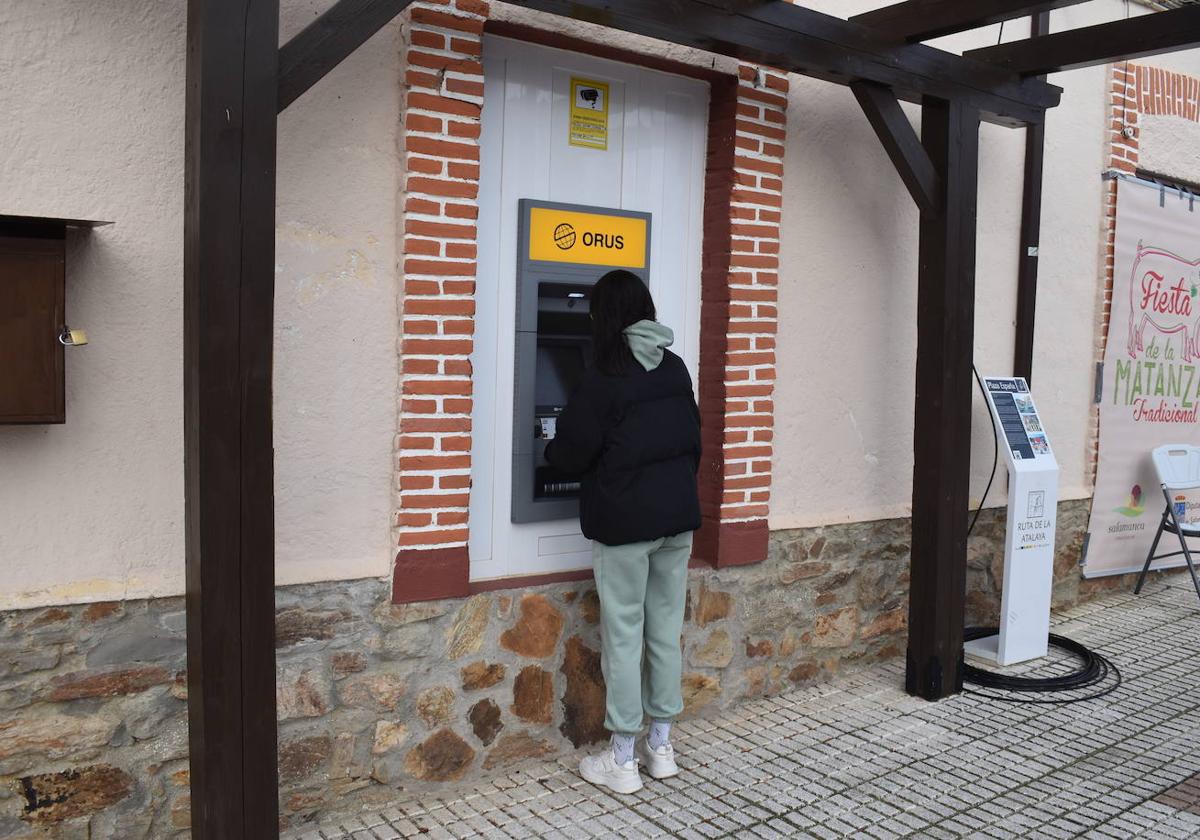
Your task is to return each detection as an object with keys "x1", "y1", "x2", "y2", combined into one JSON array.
[
  {"x1": 0, "y1": 216, "x2": 109, "y2": 424},
  {"x1": 1, "y1": 234, "x2": 65, "y2": 423}
]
